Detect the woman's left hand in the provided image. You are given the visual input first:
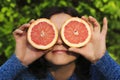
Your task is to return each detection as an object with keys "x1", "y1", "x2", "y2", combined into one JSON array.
[{"x1": 68, "y1": 16, "x2": 108, "y2": 63}]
